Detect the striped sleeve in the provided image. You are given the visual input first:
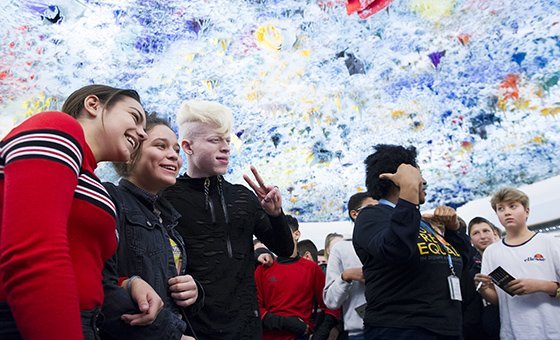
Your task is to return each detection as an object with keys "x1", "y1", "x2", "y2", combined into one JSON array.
[
  {"x1": 76, "y1": 172, "x2": 117, "y2": 217},
  {"x1": 0, "y1": 129, "x2": 83, "y2": 177},
  {"x1": 0, "y1": 124, "x2": 86, "y2": 339}
]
